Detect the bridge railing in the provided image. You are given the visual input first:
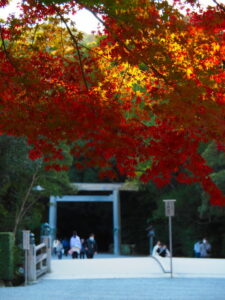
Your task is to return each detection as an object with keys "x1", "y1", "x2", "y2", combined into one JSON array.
[{"x1": 27, "y1": 235, "x2": 51, "y2": 283}]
